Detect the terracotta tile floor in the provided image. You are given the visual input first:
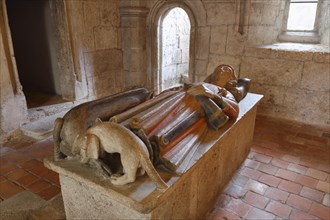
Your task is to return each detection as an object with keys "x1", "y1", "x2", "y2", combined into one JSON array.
[
  {"x1": 208, "y1": 116, "x2": 330, "y2": 220},
  {"x1": 0, "y1": 137, "x2": 60, "y2": 201},
  {"x1": 0, "y1": 115, "x2": 329, "y2": 219}
]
